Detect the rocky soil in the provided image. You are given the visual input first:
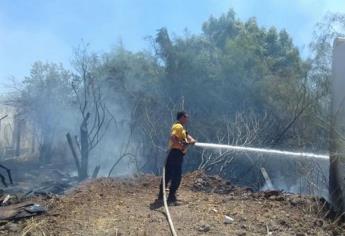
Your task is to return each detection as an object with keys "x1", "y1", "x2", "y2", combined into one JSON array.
[{"x1": 1, "y1": 171, "x2": 344, "y2": 236}]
